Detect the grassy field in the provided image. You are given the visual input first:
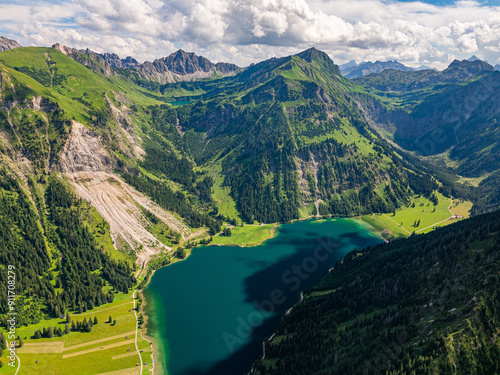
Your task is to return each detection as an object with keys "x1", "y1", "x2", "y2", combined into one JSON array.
[
  {"x1": 202, "y1": 162, "x2": 240, "y2": 220},
  {"x1": 298, "y1": 202, "x2": 316, "y2": 219},
  {"x1": 449, "y1": 199, "x2": 473, "y2": 217},
  {"x1": 210, "y1": 224, "x2": 277, "y2": 247},
  {"x1": 0, "y1": 290, "x2": 153, "y2": 375},
  {"x1": 362, "y1": 192, "x2": 472, "y2": 239}
]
